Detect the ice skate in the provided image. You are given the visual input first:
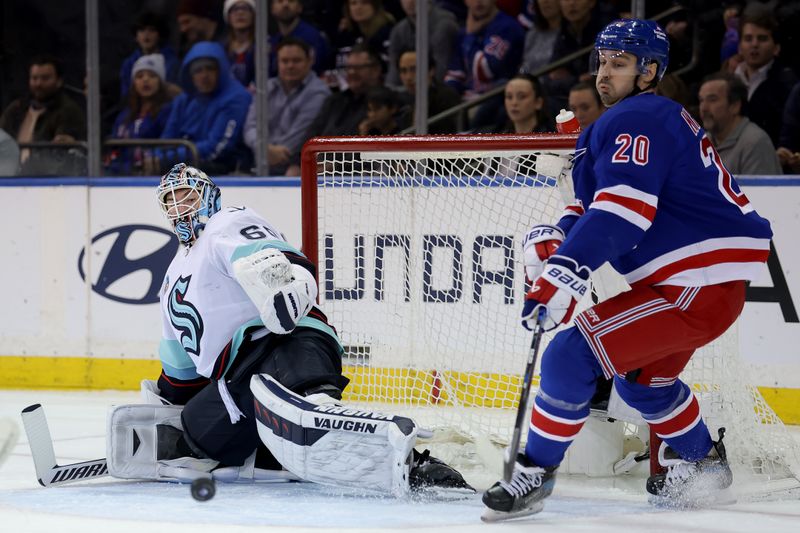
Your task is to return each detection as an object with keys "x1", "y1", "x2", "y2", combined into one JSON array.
[
  {"x1": 481, "y1": 453, "x2": 557, "y2": 522},
  {"x1": 647, "y1": 428, "x2": 733, "y2": 507},
  {"x1": 408, "y1": 449, "x2": 475, "y2": 496}
]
